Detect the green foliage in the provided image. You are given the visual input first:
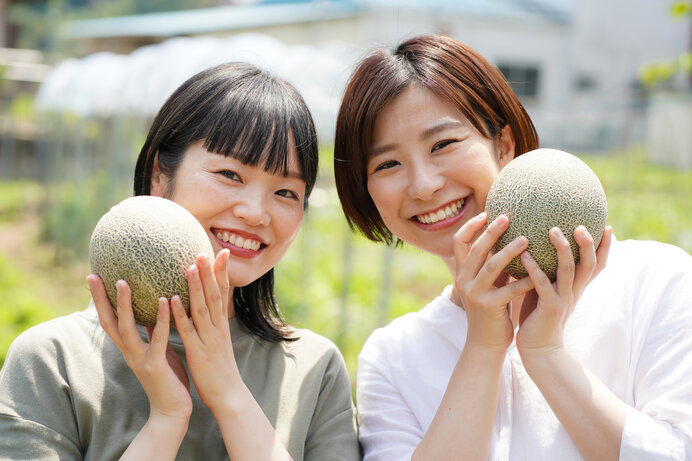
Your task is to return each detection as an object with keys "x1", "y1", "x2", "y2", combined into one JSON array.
[
  {"x1": 640, "y1": 52, "x2": 692, "y2": 87},
  {"x1": 0, "y1": 255, "x2": 55, "y2": 368},
  {"x1": 581, "y1": 150, "x2": 692, "y2": 253},
  {"x1": 640, "y1": 1, "x2": 692, "y2": 87},
  {"x1": 7, "y1": 93, "x2": 37, "y2": 121},
  {"x1": 39, "y1": 173, "x2": 130, "y2": 262},
  {"x1": 6, "y1": 2, "x2": 50, "y2": 50},
  {"x1": 671, "y1": 0, "x2": 692, "y2": 18},
  {"x1": 0, "y1": 181, "x2": 43, "y2": 224}
]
